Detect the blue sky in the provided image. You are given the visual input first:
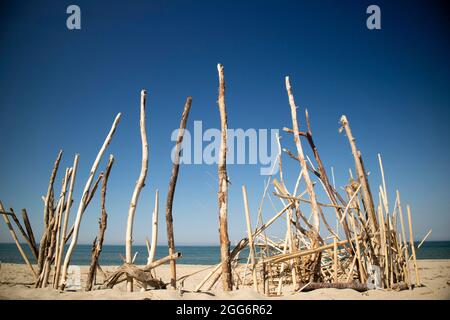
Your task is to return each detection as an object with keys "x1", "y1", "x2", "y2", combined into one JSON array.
[{"x1": 0, "y1": 0, "x2": 449, "y2": 246}]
